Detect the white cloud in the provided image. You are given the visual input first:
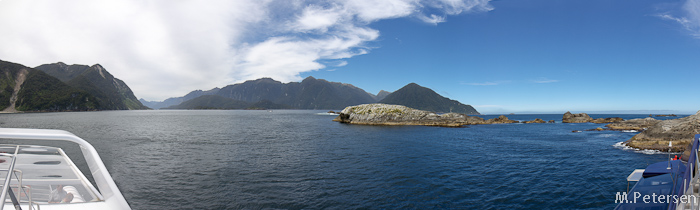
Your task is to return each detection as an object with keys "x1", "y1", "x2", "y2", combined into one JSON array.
[
  {"x1": 291, "y1": 5, "x2": 344, "y2": 33},
  {"x1": 531, "y1": 78, "x2": 559, "y2": 84},
  {"x1": 335, "y1": 61, "x2": 349, "y2": 67},
  {"x1": 345, "y1": 0, "x2": 416, "y2": 22},
  {"x1": 0, "y1": 0, "x2": 493, "y2": 101},
  {"x1": 418, "y1": 14, "x2": 447, "y2": 25},
  {"x1": 425, "y1": 0, "x2": 494, "y2": 15},
  {"x1": 658, "y1": 0, "x2": 700, "y2": 38}
]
